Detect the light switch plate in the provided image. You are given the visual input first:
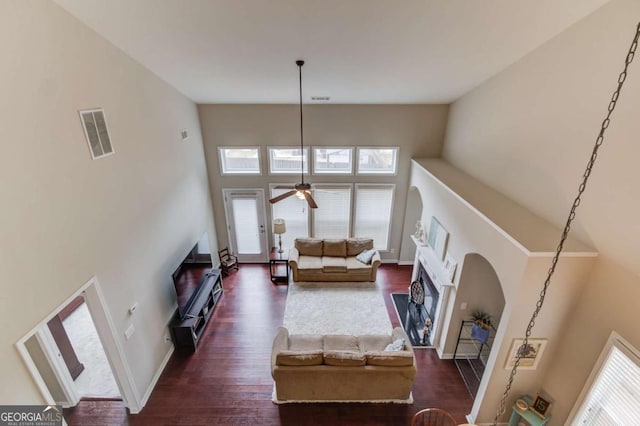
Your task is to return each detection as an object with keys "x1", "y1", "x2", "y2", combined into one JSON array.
[{"x1": 125, "y1": 324, "x2": 135, "y2": 340}]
